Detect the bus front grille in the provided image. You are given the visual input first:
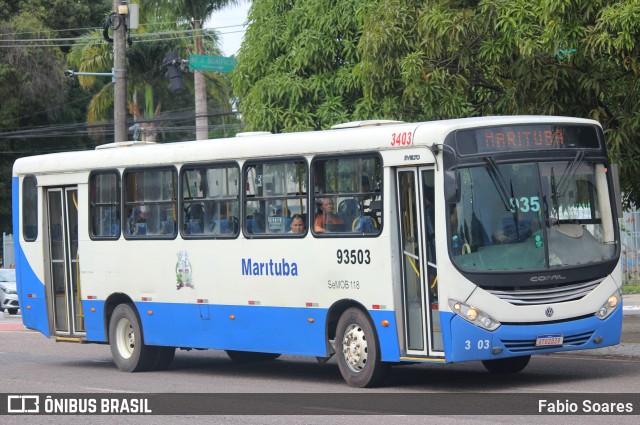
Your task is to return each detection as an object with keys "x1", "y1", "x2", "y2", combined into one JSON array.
[
  {"x1": 486, "y1": 279, "x2": 602, "y2": 306},
  {"x1": 501, "y1": 331, "x2": 594, "y2": 353}
]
